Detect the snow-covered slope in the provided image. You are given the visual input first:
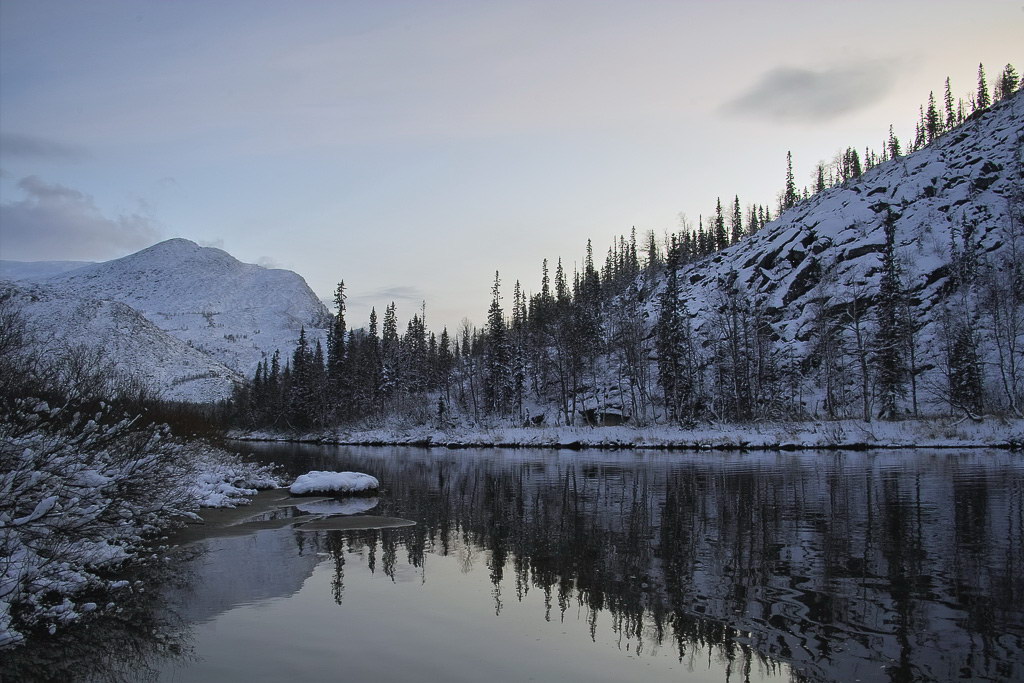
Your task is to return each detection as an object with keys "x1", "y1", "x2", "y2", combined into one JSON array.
[
  {"x1": 32, "y1": 238, "x2": 330, "y2": 376},
  {"x1": 0, "y1": 259, "x2": 94, "y2": 281},
  {"x1": 2, "y1": 282, "x2": 242, "y2": 402},
  {"x1": 651, "y1": 90, "x2": 1023, "y2": 413}
]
